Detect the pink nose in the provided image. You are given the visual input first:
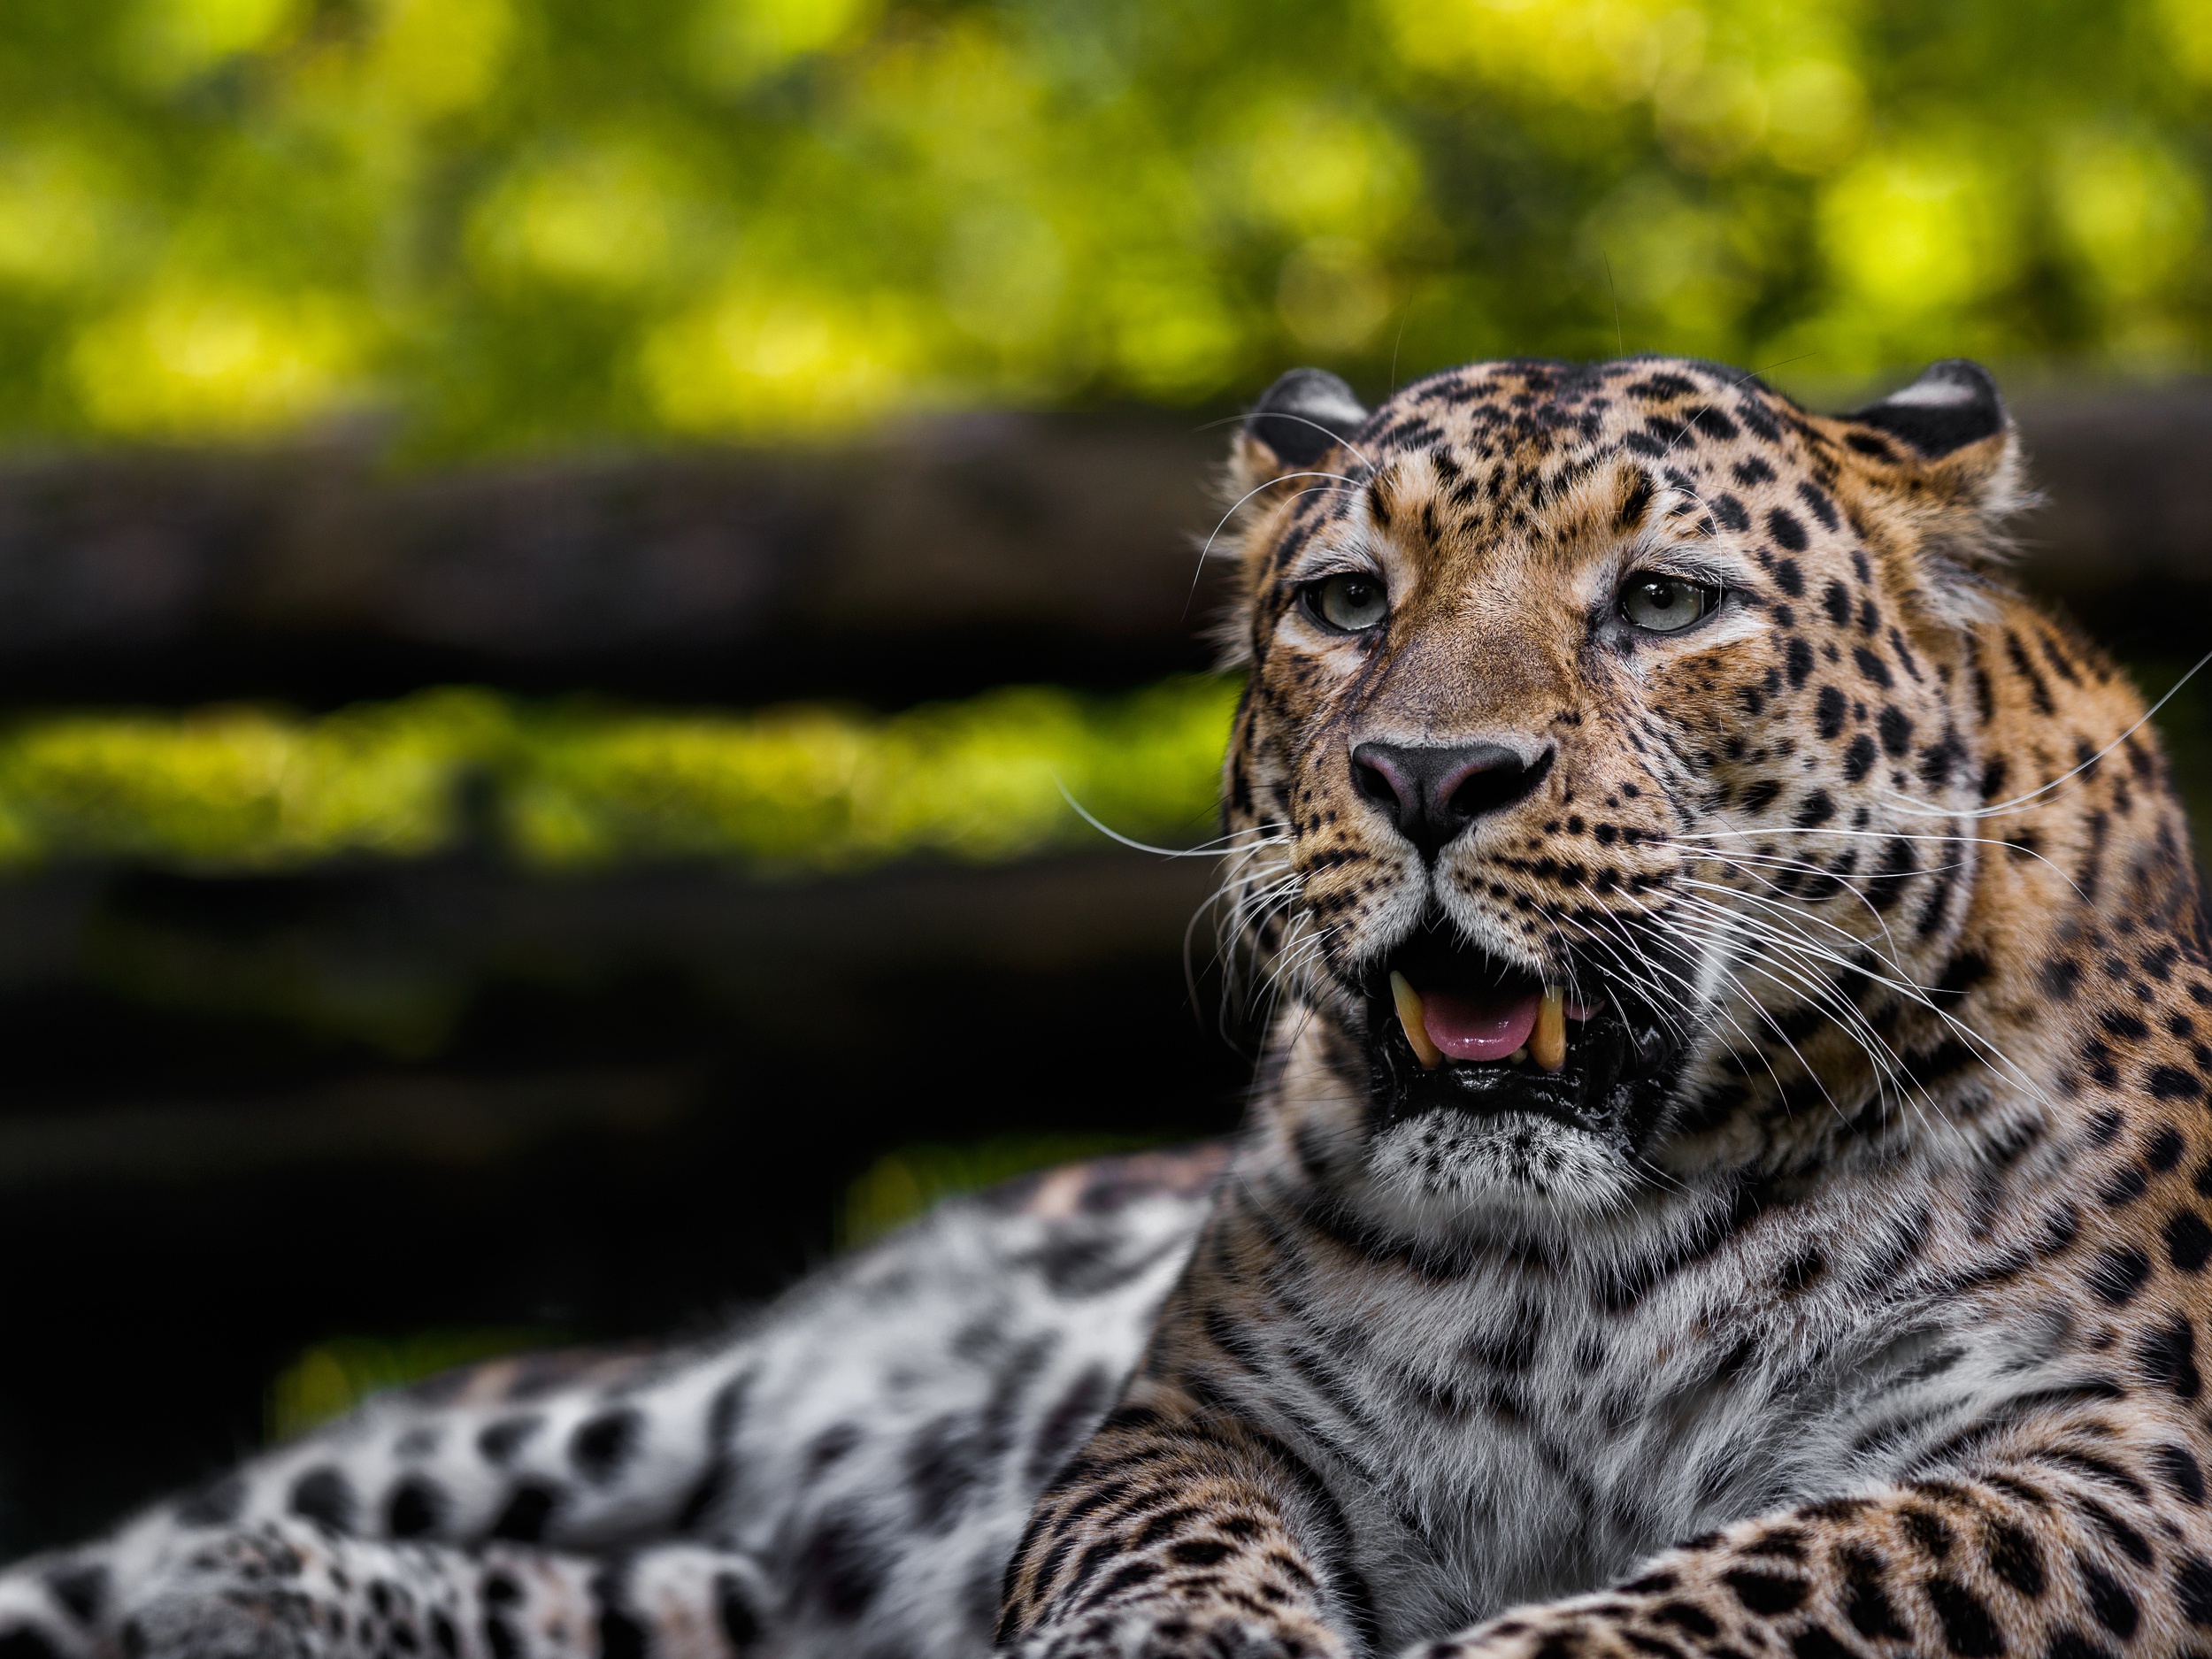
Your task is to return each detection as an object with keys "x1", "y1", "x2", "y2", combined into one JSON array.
[{"x1": 1349, "y1": 741, "x2": 1551, "y2": 857}]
